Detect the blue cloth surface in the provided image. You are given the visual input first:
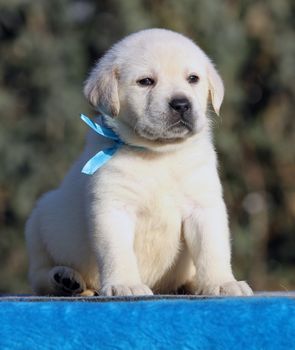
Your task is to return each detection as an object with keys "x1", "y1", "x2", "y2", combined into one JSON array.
[{"x1": 0, "y1": 297, "x2": 294, "y2": 350}]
